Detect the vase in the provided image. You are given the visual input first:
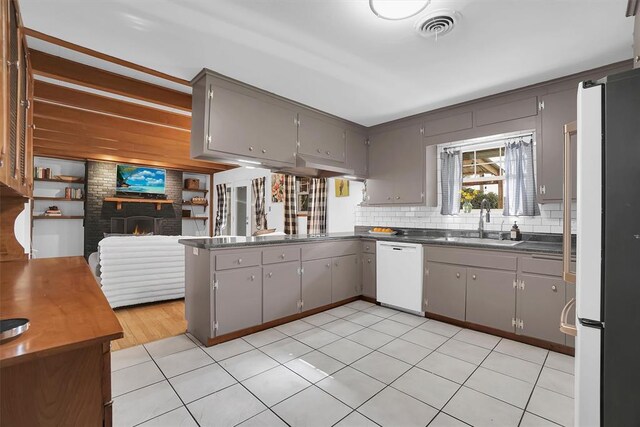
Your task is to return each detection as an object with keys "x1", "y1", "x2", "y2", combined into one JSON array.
[{"x1": 463, "y1": 201, "x2": 473, "y2": 213}]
